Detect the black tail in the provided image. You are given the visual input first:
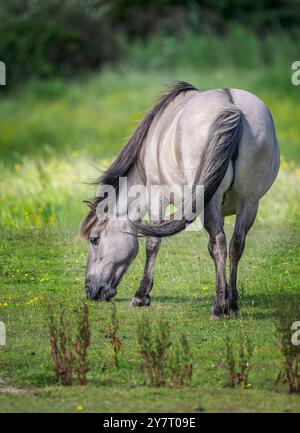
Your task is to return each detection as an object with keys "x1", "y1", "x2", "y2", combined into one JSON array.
[{"x1": 131, "y1": 106, "x2": 243, "y2": 238}]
